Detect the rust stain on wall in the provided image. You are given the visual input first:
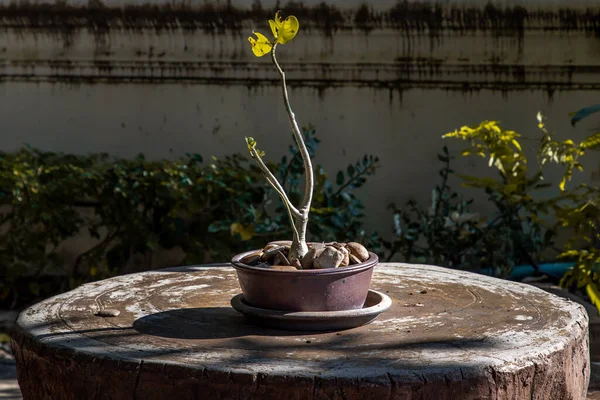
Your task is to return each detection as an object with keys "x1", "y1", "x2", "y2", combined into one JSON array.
[
  {"x1": 1, "y1": 1, "x2": 600, "y2": 91},
  {"x1": 1, "y1": 1, "x2": 600, "y2": 35}
]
